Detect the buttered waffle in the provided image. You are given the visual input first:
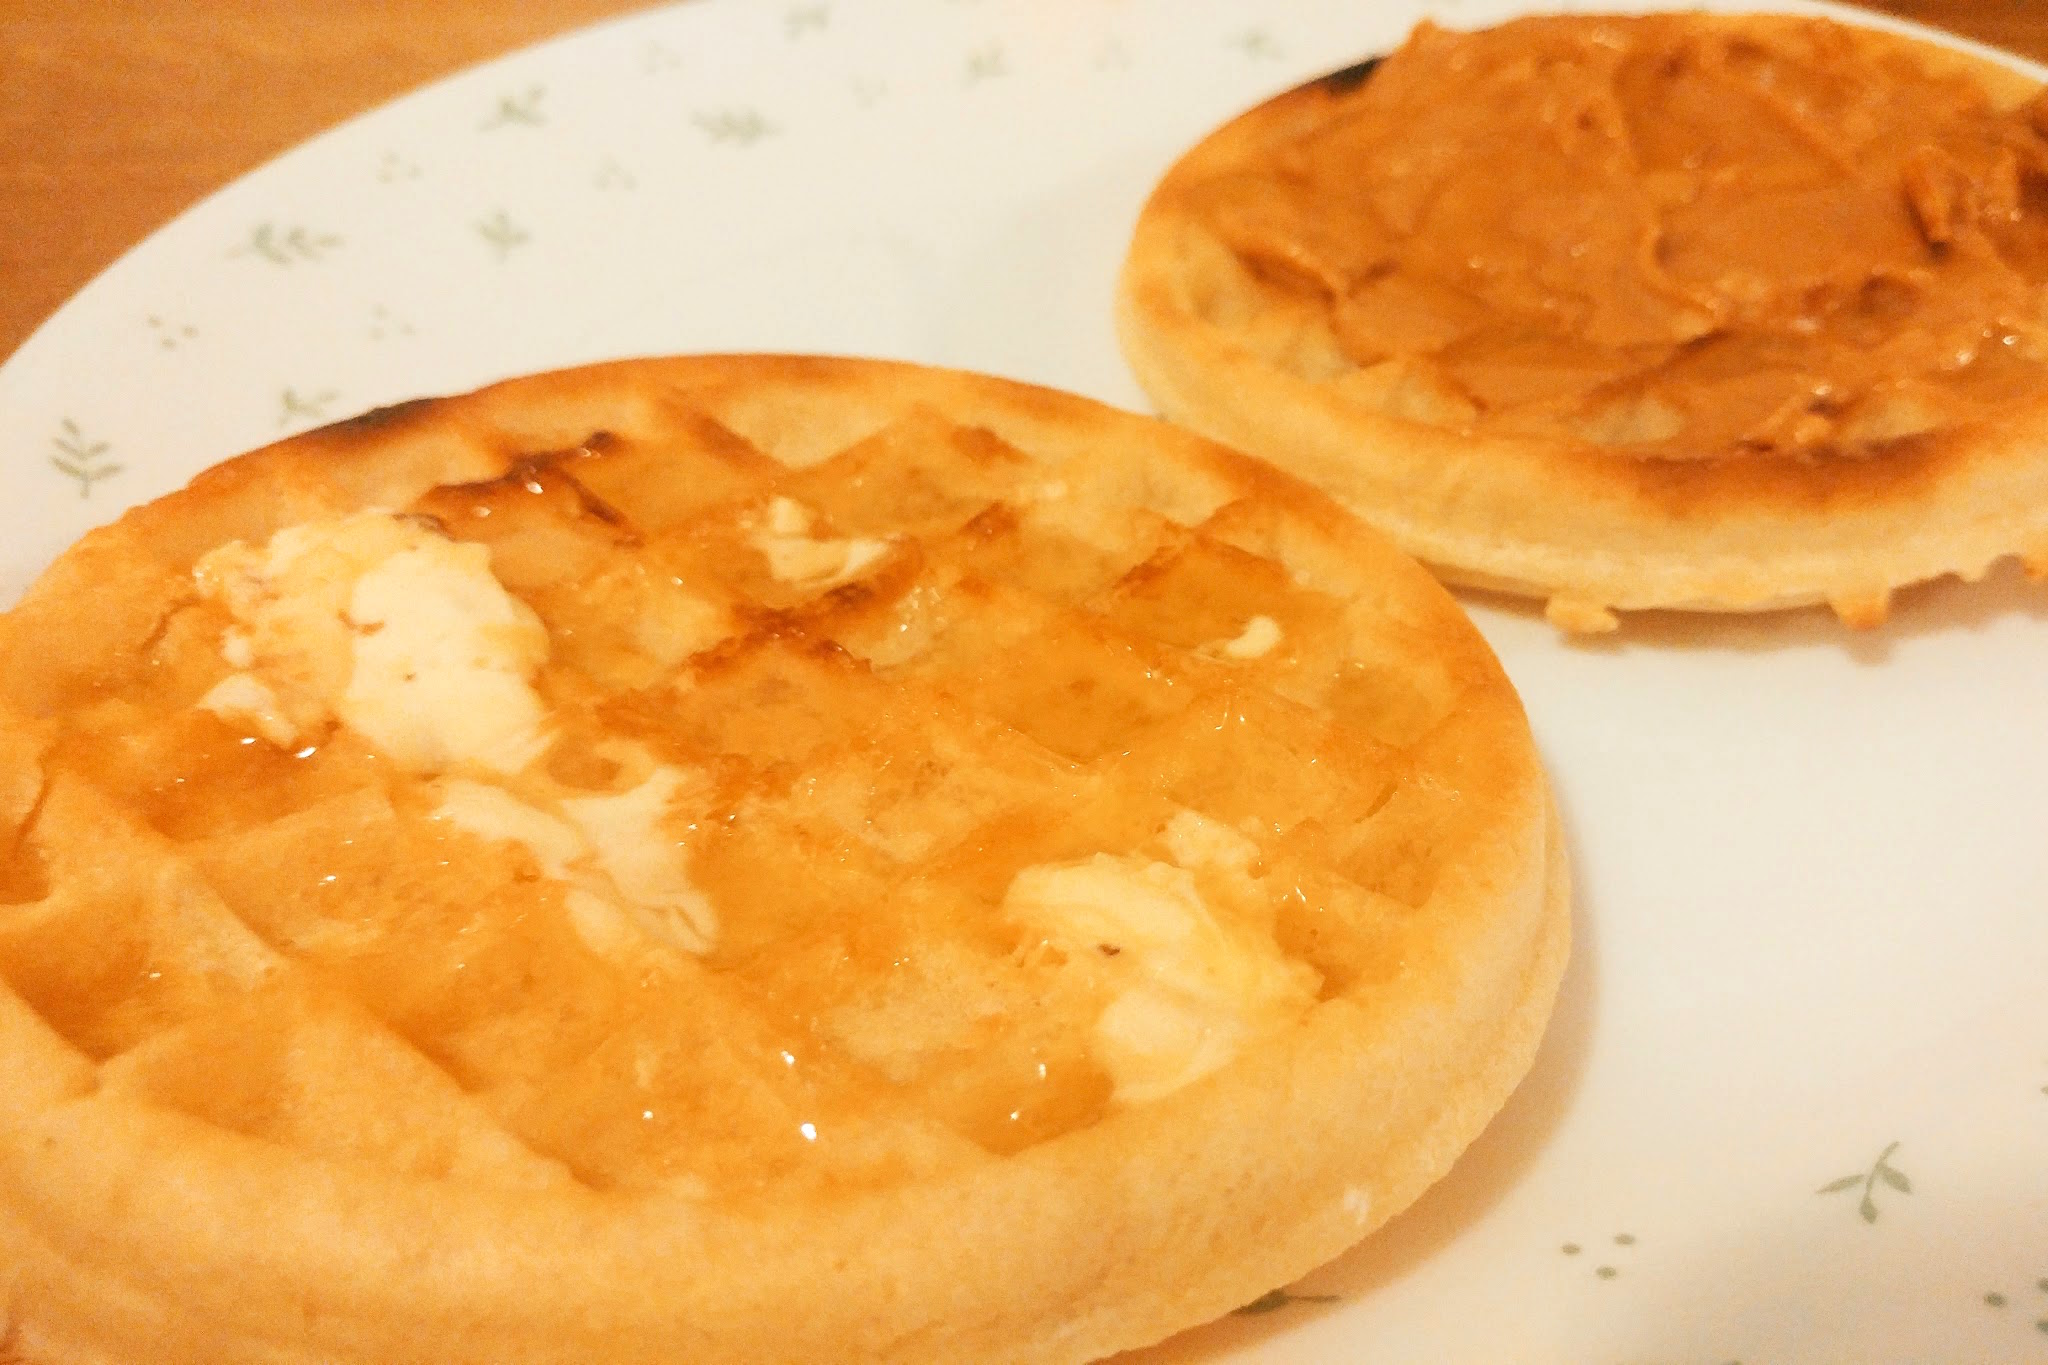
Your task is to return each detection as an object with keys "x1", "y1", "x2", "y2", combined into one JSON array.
[
  {"x1": 0, "y1": 356, "x2": 1565, "y2": 1363},
  {"x1": 1117, "y1": 14, "x2": 2048, "y2": 631}
]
